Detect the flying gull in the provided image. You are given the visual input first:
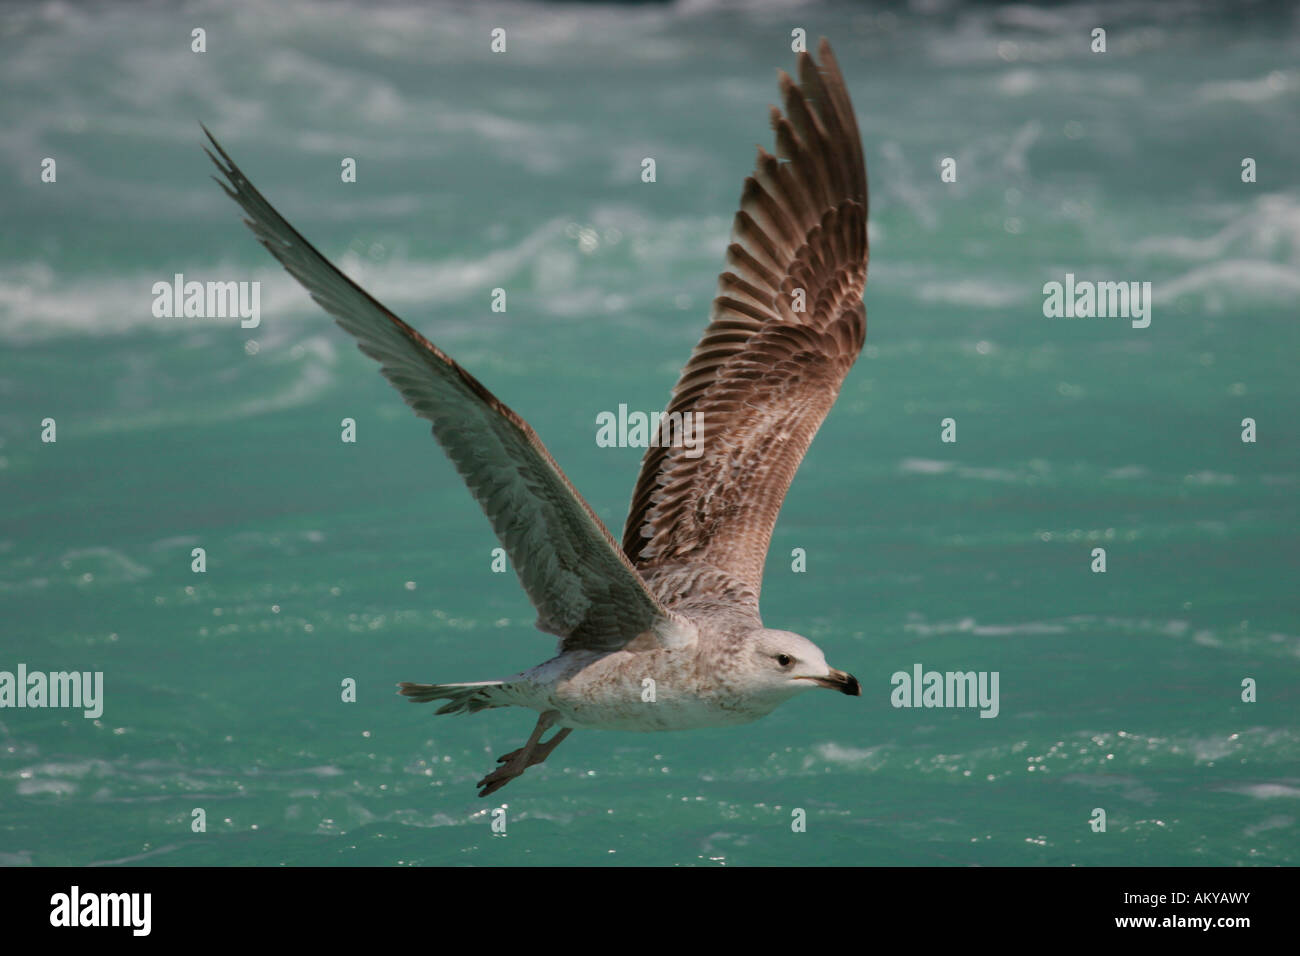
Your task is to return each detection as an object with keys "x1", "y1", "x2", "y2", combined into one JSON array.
[{"x1": 205, "y1": 37, "x2": 868, "y2": 797}]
